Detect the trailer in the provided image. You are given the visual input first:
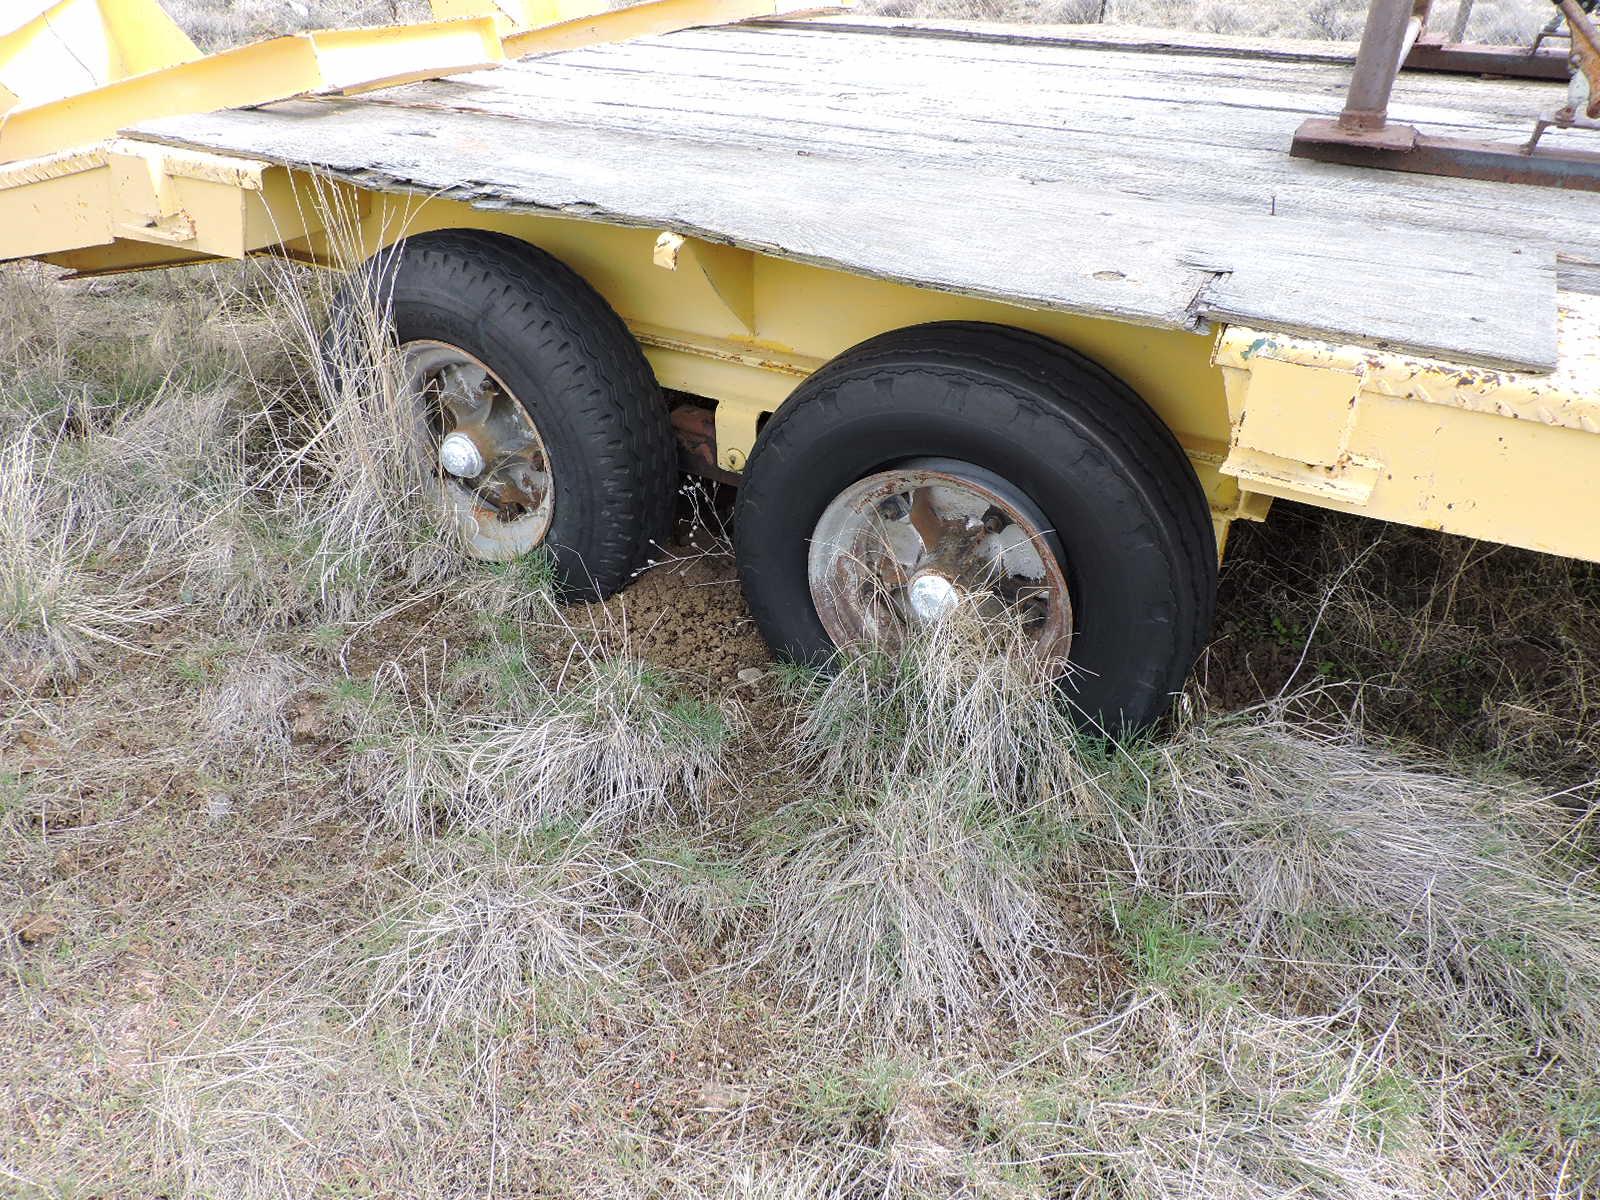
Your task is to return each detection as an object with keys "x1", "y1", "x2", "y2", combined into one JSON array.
[{"x1": 2, "y1": 0, "x2": 1597, "y2": 728}]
